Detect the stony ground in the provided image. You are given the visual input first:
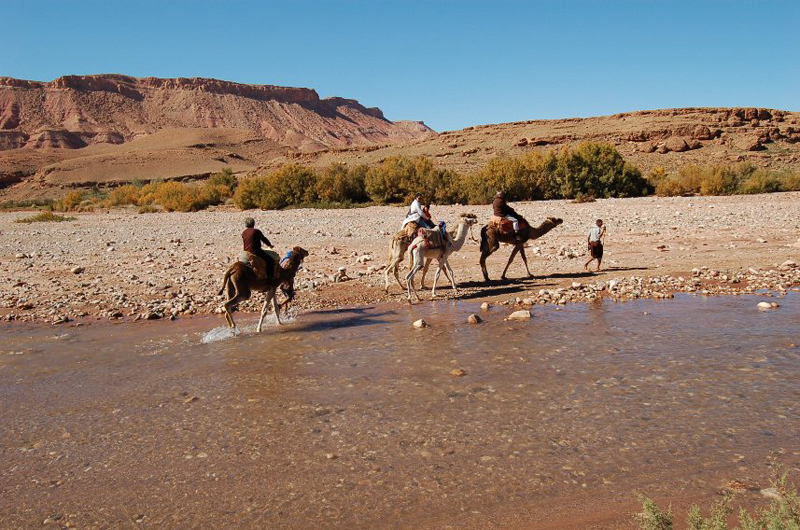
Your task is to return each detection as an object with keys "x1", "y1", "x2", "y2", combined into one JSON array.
[{"x1": 1, "y1": 192, "x2": 799, "y2": 325}]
